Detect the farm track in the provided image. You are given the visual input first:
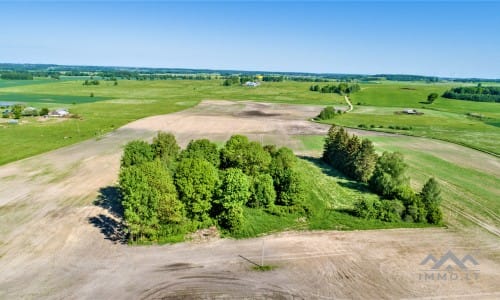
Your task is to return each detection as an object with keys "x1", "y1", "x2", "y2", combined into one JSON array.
[{"x1": 0, "y1": 100, "x2": 498, "y2": 299}]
